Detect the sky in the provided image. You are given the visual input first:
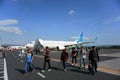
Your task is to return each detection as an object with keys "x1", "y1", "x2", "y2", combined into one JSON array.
[{"x1": 0, "y1": 0, "x2": 120, "y2": 45}]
